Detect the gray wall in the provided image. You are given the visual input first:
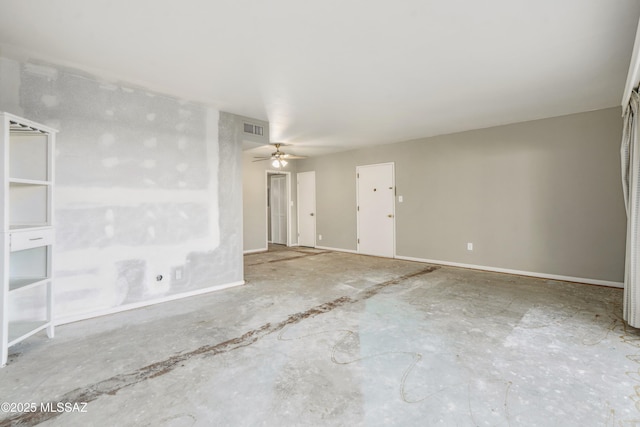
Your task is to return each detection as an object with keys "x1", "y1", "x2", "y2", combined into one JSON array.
[
  {"x1": 0, "y1": 56, "x2": 244, "y2": 322},
  {"x1": 295, "y1": 108, "x2": 626, "y2": 282}
]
